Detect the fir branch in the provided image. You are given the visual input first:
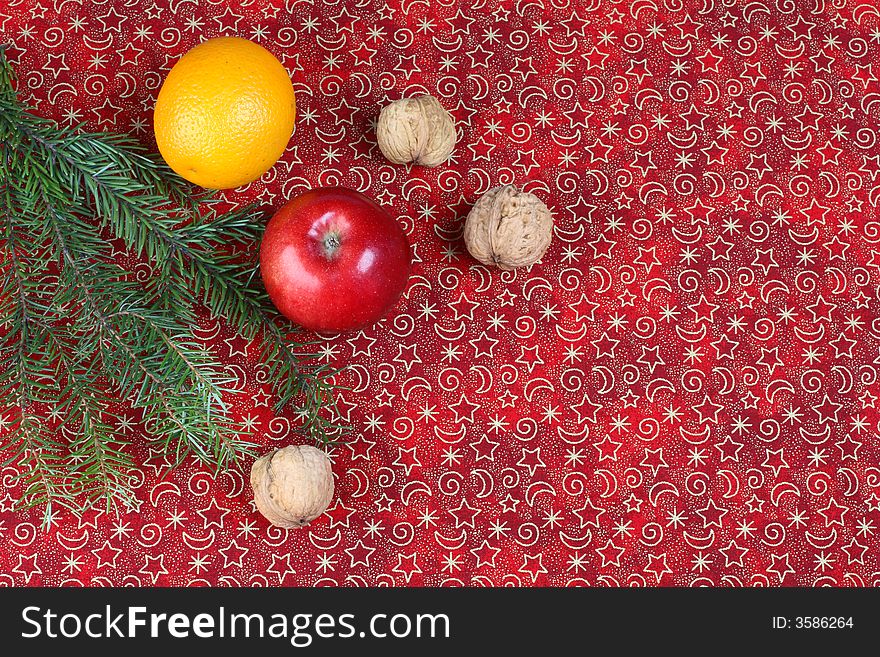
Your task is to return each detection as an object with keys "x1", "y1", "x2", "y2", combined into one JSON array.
[{"x1": 0, "y1": 47, "x2": 341, "y2": 518}]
